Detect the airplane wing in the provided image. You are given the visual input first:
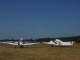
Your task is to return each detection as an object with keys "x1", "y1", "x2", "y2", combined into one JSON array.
[
  {"x1": 6, "y1": 43, "x2": 18, "y2": 45},
  {"x1": 42, "y1": 41, "x2": 56, "y2": 45},
  {"x1": 22, "y1": 43, "x2": 39, "y2": 45},
  {"x1": 60, "y1": 42, "x2": 73, "y2": 46},
  {"x1": 42, "y1": 42, "x2": 51, "y2": 44},
  {"x1": 0, "y1": 42, "x2": 18, "y2": 45}
]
